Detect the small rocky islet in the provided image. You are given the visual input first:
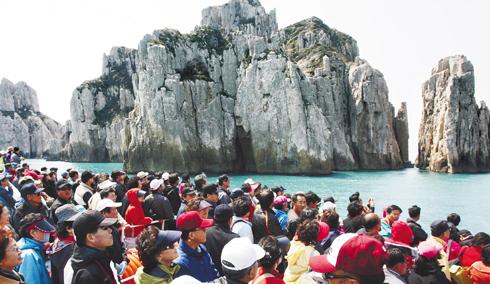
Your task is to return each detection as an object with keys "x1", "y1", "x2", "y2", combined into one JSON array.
[{"x1": 0, "y1": 0, "x2": 486, "y2": 174}]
